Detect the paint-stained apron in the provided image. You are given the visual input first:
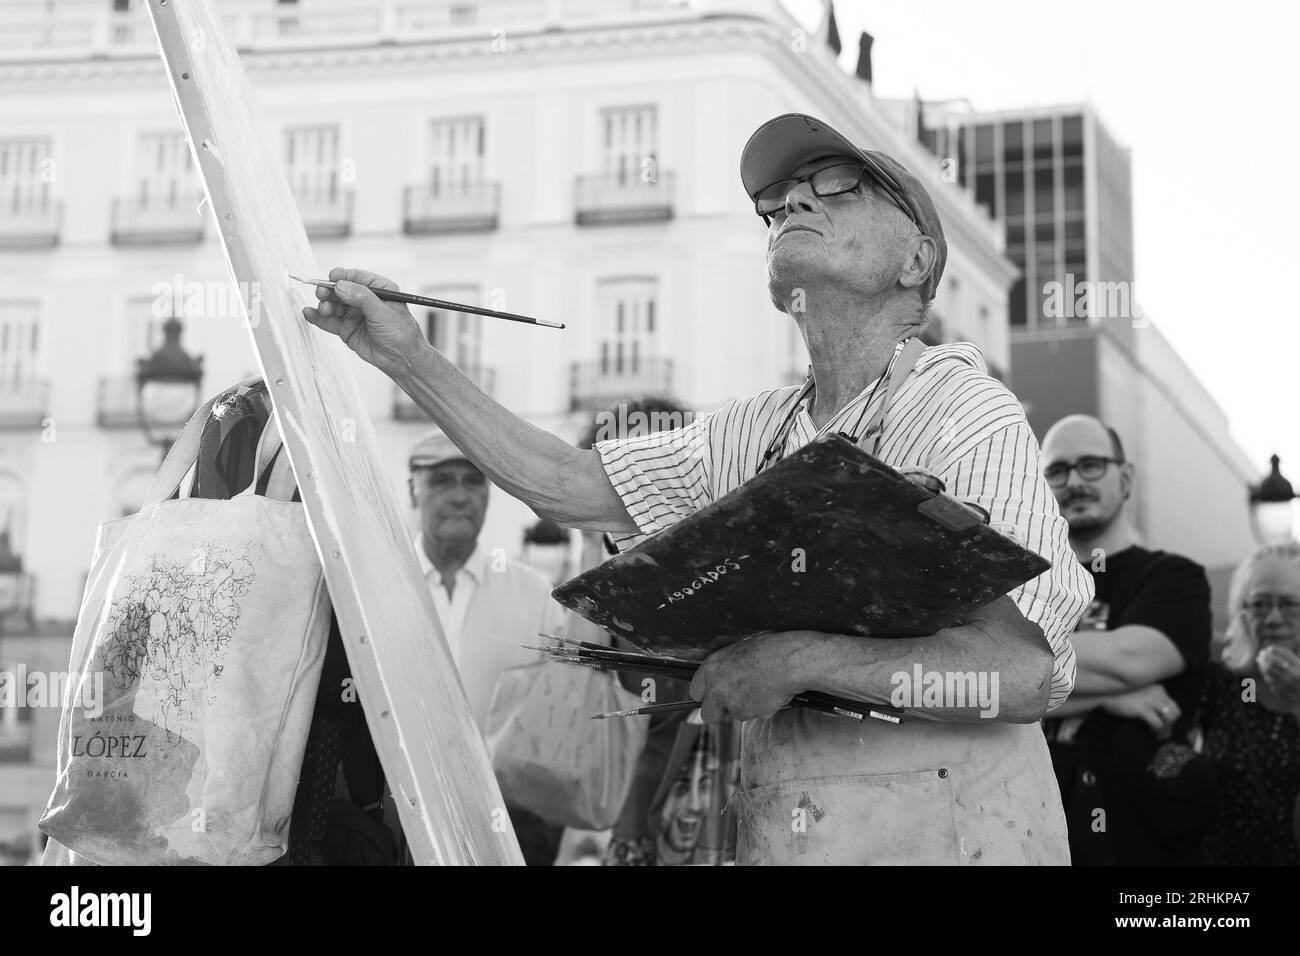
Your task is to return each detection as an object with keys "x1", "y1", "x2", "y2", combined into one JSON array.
[{"x1": 732, "y1": 708, "x2": 1070, "y2": 865}]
